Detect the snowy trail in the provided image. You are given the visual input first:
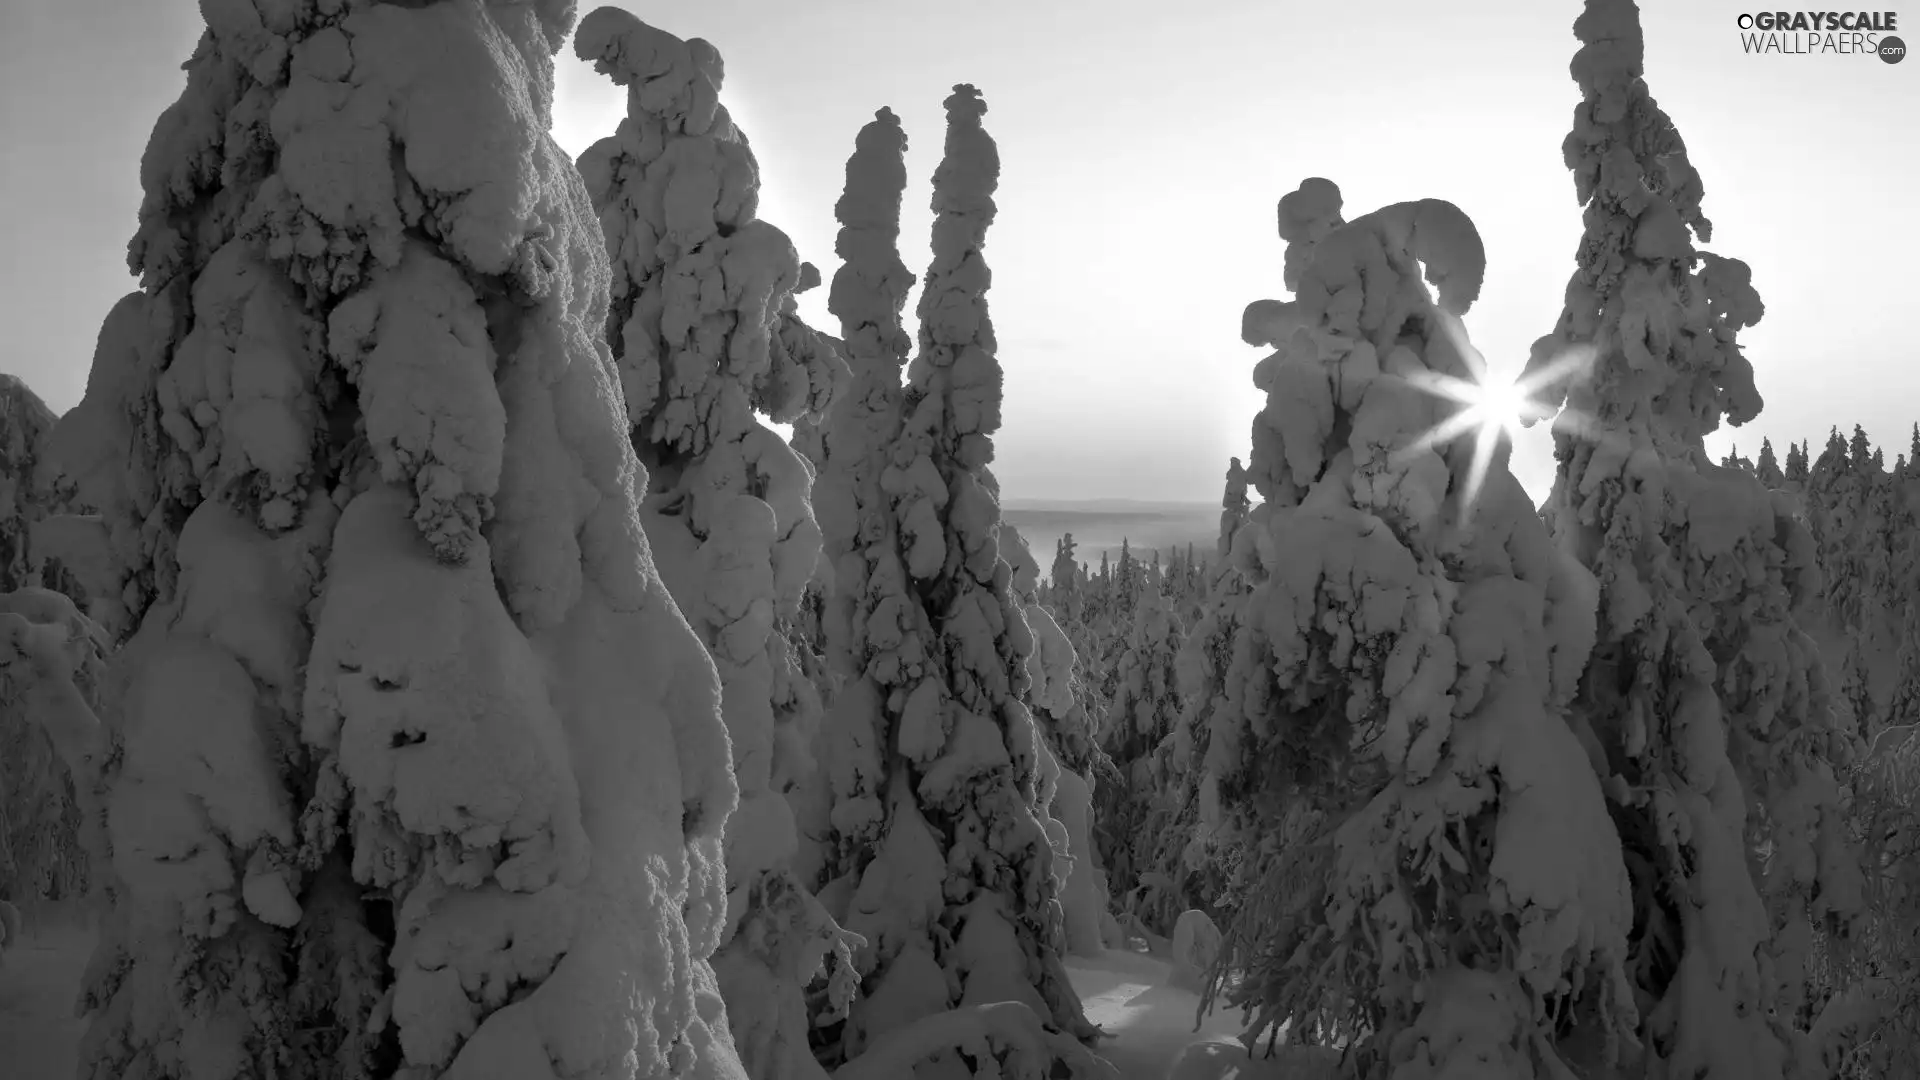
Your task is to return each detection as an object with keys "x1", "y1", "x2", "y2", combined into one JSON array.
[
  {"x1": 1066, "y1": 949, "x2": 1337, "y2": 1080},
  {"x1": 1073, "y1": 948, "x2": 1228, "y2": 1077},
  {"x1": 0, "y1": 905, "x2": 89, "y2": 1080}
]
